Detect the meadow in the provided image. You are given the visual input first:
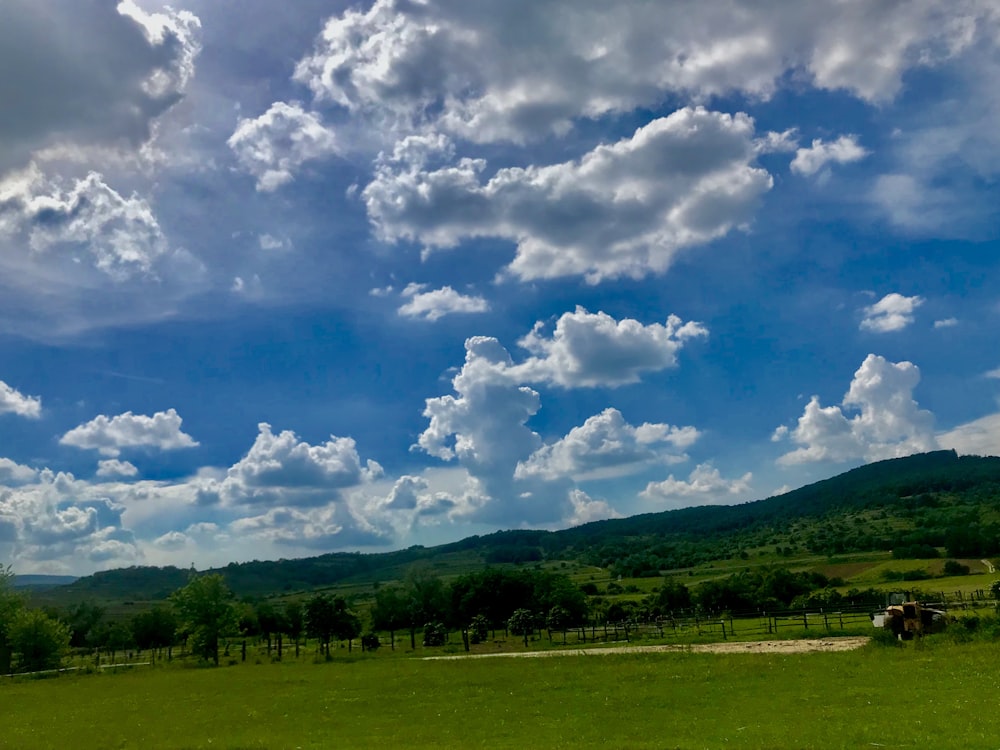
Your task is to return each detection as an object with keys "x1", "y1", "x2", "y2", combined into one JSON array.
[{"x1": 3, "y1": 637, "x2": 1000, "y2": 749}]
